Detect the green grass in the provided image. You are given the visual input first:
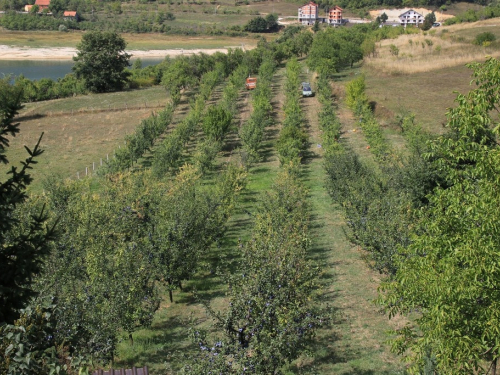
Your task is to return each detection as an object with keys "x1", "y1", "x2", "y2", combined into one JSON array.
[{"x1": 22, "y1": 86, "x2": 169, "y2": 115}]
